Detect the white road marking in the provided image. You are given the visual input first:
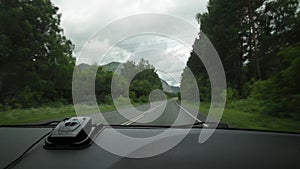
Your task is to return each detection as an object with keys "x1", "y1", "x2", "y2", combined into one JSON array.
[
  {"x1": 121, "y1": 102, "x2": 165, "y2": 126},
  {"x1": 174, "y1": 101, "x2": 209, "y2": 127}
]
